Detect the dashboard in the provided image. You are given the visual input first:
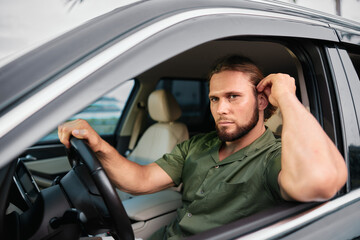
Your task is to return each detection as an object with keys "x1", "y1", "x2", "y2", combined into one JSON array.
[{"x1": 13, "y1": 160, "x2": 41, "y2": 209}]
